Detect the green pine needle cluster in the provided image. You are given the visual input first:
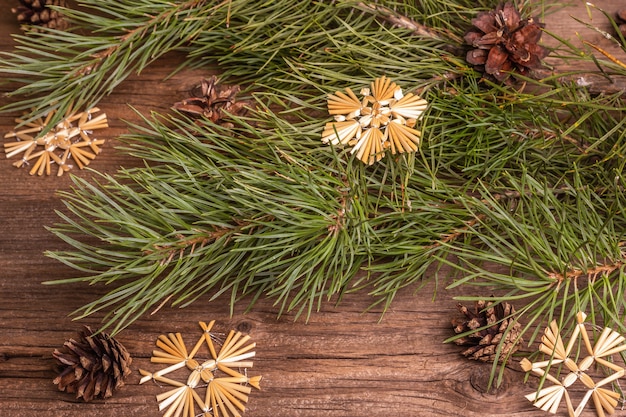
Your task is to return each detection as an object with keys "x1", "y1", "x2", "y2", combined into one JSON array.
[{"x1": 3, "y1": 0, "x2": 626, "y2": 377}]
